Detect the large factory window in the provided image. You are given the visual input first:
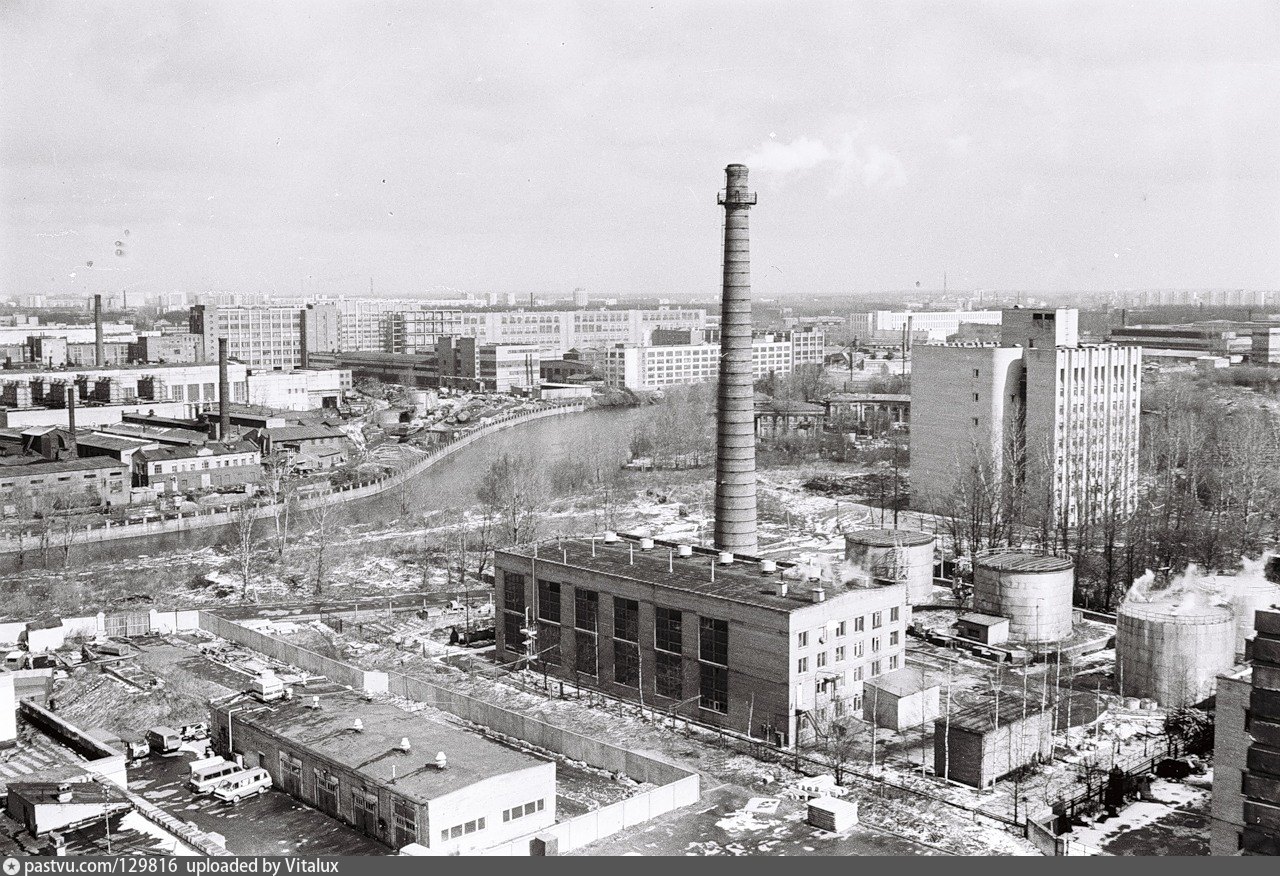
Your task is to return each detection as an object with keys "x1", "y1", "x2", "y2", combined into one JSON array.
[
  {"x1": 503, "y1": 611, "x2": 524, "y2": 655},
  {"x1": 537, "y1": 621, "x2": 561, "y2": 666},
  {"x1": 654, "y1": 607, "x2": 682, "y2": 654},
  {"x1": 655, "y1": 652, "x2": 683, "y2": 699},
  {"x1": 575, "y1": 589, "x2": 598, "y2": 633},
  {"x1": 614, "y1": 598, "x2": 639, "y2": 642},
  {"x1": 699, "y1": 663, "x2": 728, "y2": 714},
  {"x1": 614, "y1": 641, "x2": 639, "y2": 687},
  {"x1": 699, "y1": 617, "x2": 729, "y2": 665},
  {"x1": 502, "y1": 572, "x2": 526, "y2": 612},
  {"x1": 537, "y1": 580, "x2": 561, "y2": 623},
  {"x1": 575, "y1": 633, "x2": 597, "y2": 677}
]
